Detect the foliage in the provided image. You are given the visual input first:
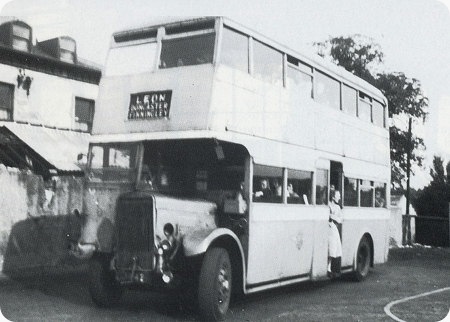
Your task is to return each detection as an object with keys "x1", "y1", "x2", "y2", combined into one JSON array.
[
  {"x1": 315, "y1": 35, "x2": 428, "y2": 190},
  {"x1": 412, "y1": 156, "x2": 450, "y2": 217}
]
